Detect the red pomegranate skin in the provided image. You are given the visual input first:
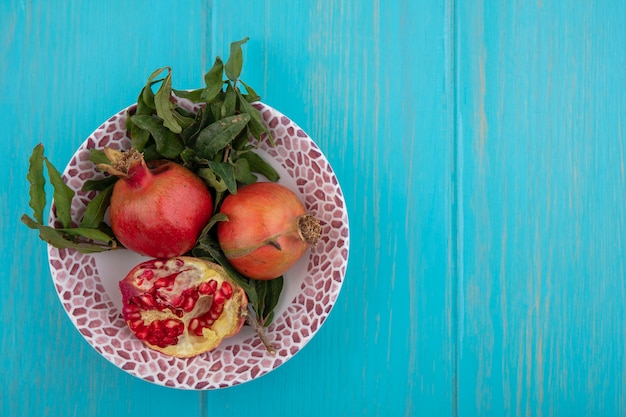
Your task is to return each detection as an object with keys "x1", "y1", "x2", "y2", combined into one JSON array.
[
  {"x1": 110, "y1": 159, "x2": 213, "y2": 258},
  {"x1": 217, "y1": 182, "x2": 310, "y2": 280}
]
